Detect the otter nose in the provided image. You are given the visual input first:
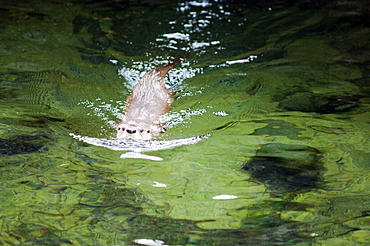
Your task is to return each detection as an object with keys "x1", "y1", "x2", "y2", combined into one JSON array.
[{"x1": 126, "y1": 129, "x2": 136, "y2": 134}]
